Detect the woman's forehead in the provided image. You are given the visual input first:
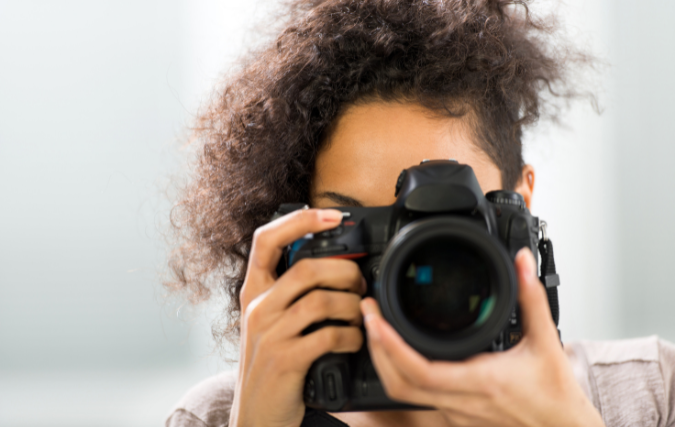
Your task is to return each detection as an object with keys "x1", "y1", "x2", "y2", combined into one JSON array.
[{"x1": 311, "y1": 101, "x2": 502, "y2": 207}]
